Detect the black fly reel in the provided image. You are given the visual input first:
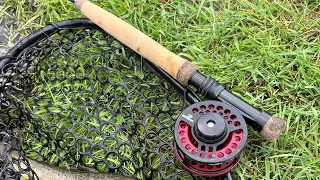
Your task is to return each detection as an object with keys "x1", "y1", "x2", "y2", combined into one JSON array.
[{"x1": 174, "y1": 100, "x2": 248, "y2": 177}]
